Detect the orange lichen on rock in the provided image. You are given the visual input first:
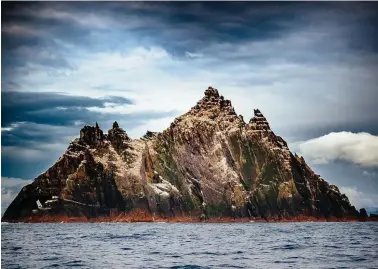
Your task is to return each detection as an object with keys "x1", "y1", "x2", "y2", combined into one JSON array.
[{"x1": 16, "y1": 211, "x2": 372, "y2": 224}]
